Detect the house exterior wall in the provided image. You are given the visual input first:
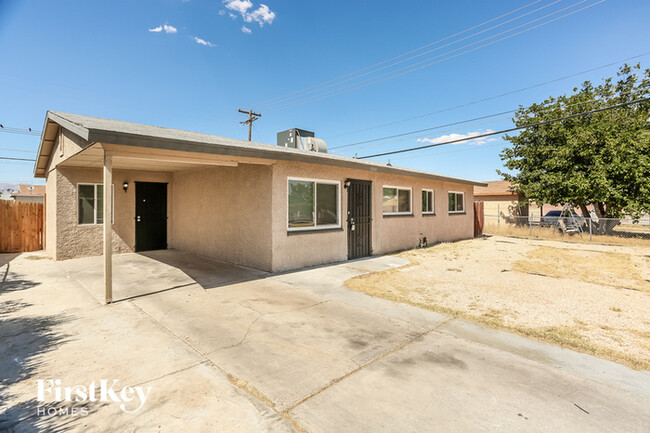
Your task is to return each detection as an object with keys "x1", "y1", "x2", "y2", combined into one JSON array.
[
  {"x1": 48, "y1": 128, "x2": 88, "y2": 169},
  {"x1": 44, "y1": 136, "x2": 475, "y2": 271},
  {"x1": 171, "y1": 164, "x2": 273, "y2": 271},
  {"x1": 49, "y1": 166, "x2": 172, "y2": 260},
  {"x1": 45, "y1": 170, "x2": 57, "y2": 258},
  {"x1": 481, "y1": 199, "x2": 528, "y2": 217},
  {"x1": 270, "y1": 160, "x2": 474, "y2": 272}
]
